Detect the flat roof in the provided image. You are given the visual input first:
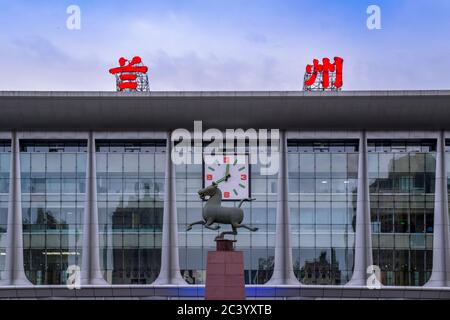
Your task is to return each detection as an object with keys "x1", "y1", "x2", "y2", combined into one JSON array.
[{"x1": 1, "y1": 90, "x2": 450, "y2": 131}]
